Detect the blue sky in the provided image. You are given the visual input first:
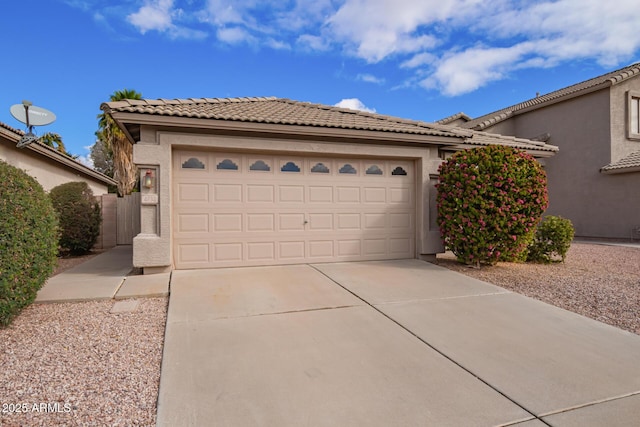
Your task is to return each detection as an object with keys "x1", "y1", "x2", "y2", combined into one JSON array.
[{"x1": 2, "y1": 0, "x2": 639, "y2": 166}]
